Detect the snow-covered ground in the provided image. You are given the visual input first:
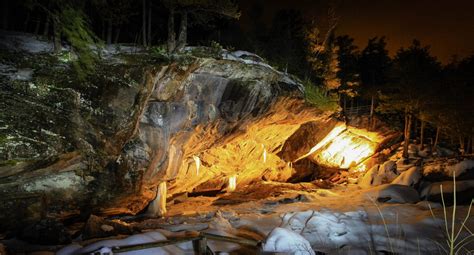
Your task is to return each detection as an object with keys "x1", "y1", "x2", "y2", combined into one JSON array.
[{"x1": 40, "y1": 181, "x2": 471, "y2": 255}]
